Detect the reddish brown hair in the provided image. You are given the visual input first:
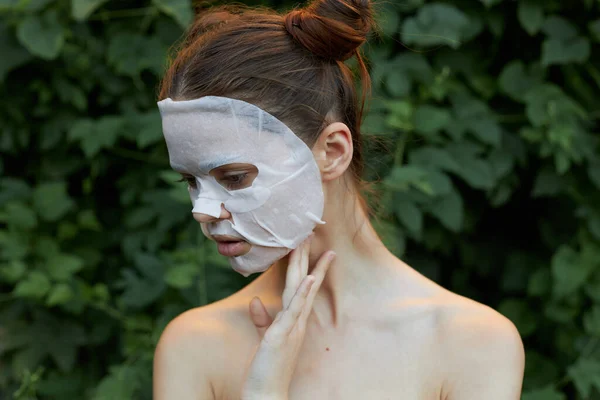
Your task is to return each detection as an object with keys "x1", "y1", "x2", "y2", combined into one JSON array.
[{"x1": 158, "y1": 0, "x2": 374, "y2": 190}]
